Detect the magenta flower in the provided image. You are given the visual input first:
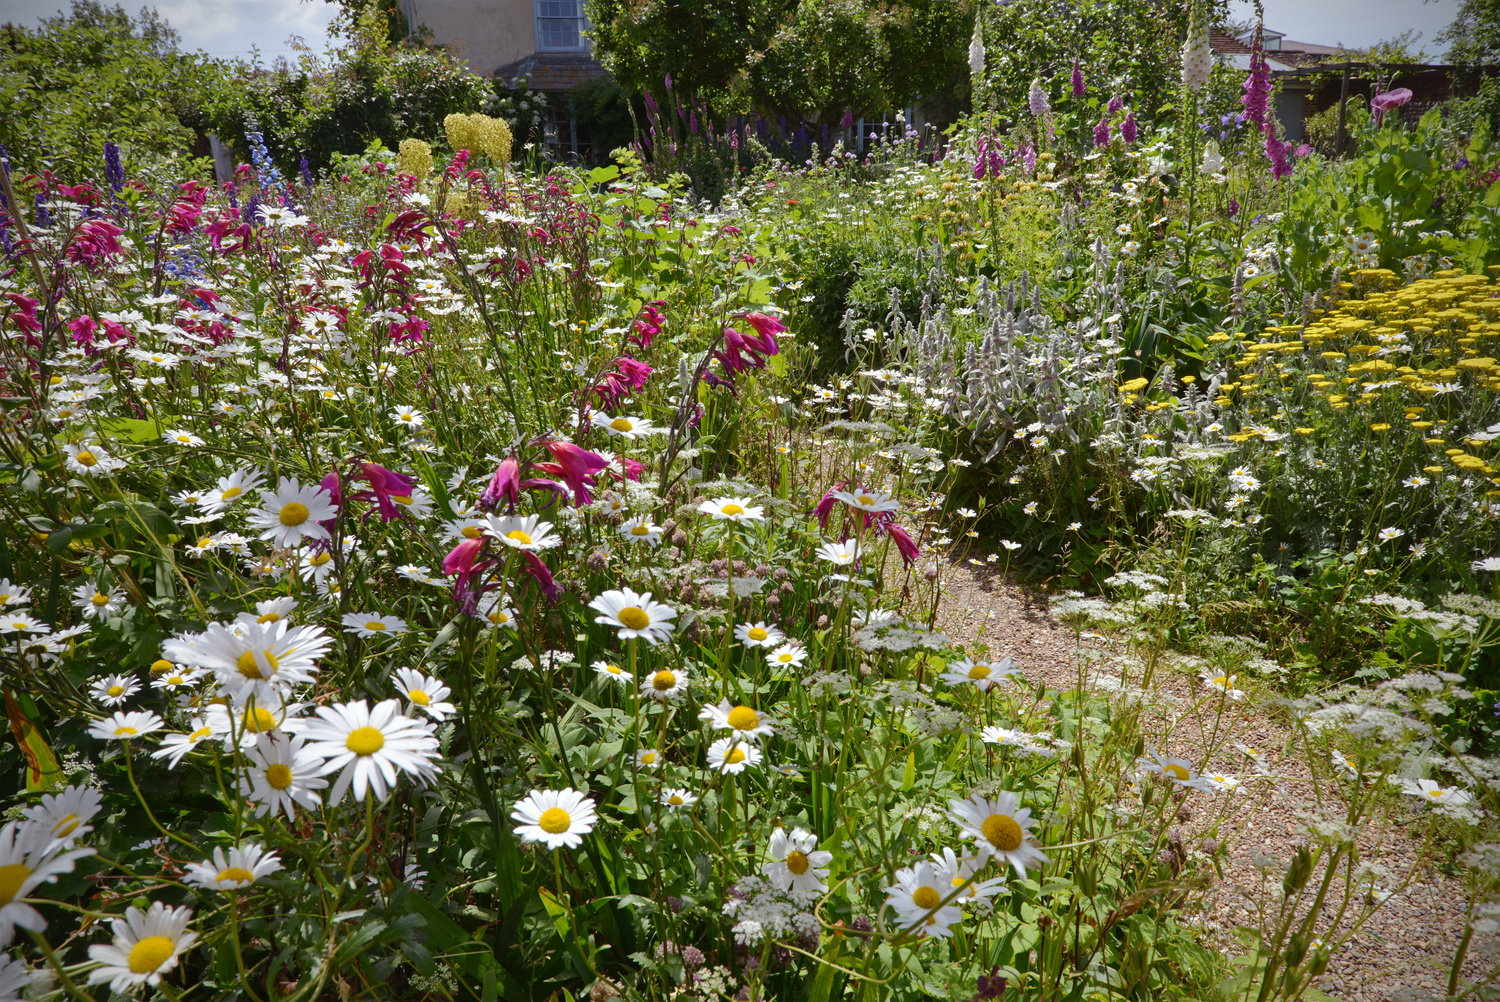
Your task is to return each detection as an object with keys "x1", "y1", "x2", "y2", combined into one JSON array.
[
  {"x1": 1071, "y1": 60, "x2": 1085, "y2": 98},
  {"x1": 353, "y1": 462, "x2": 418, "y2": 522},
  {"x1": 1241, "y1": 25, "x2": 1270, "y2": 131},
  {"x1": 1121, "y1": 112, "x2": 1137, "y2": 146},
  {"x1": 540, "y1": 441, "x2": 609, "y2": 506},
  {"x1": 479, "y1": 458, "x2": 521, "y2": 512},
  {"x1": 1093, "y1": 116, "x2": 1111, "y2": 148}
]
